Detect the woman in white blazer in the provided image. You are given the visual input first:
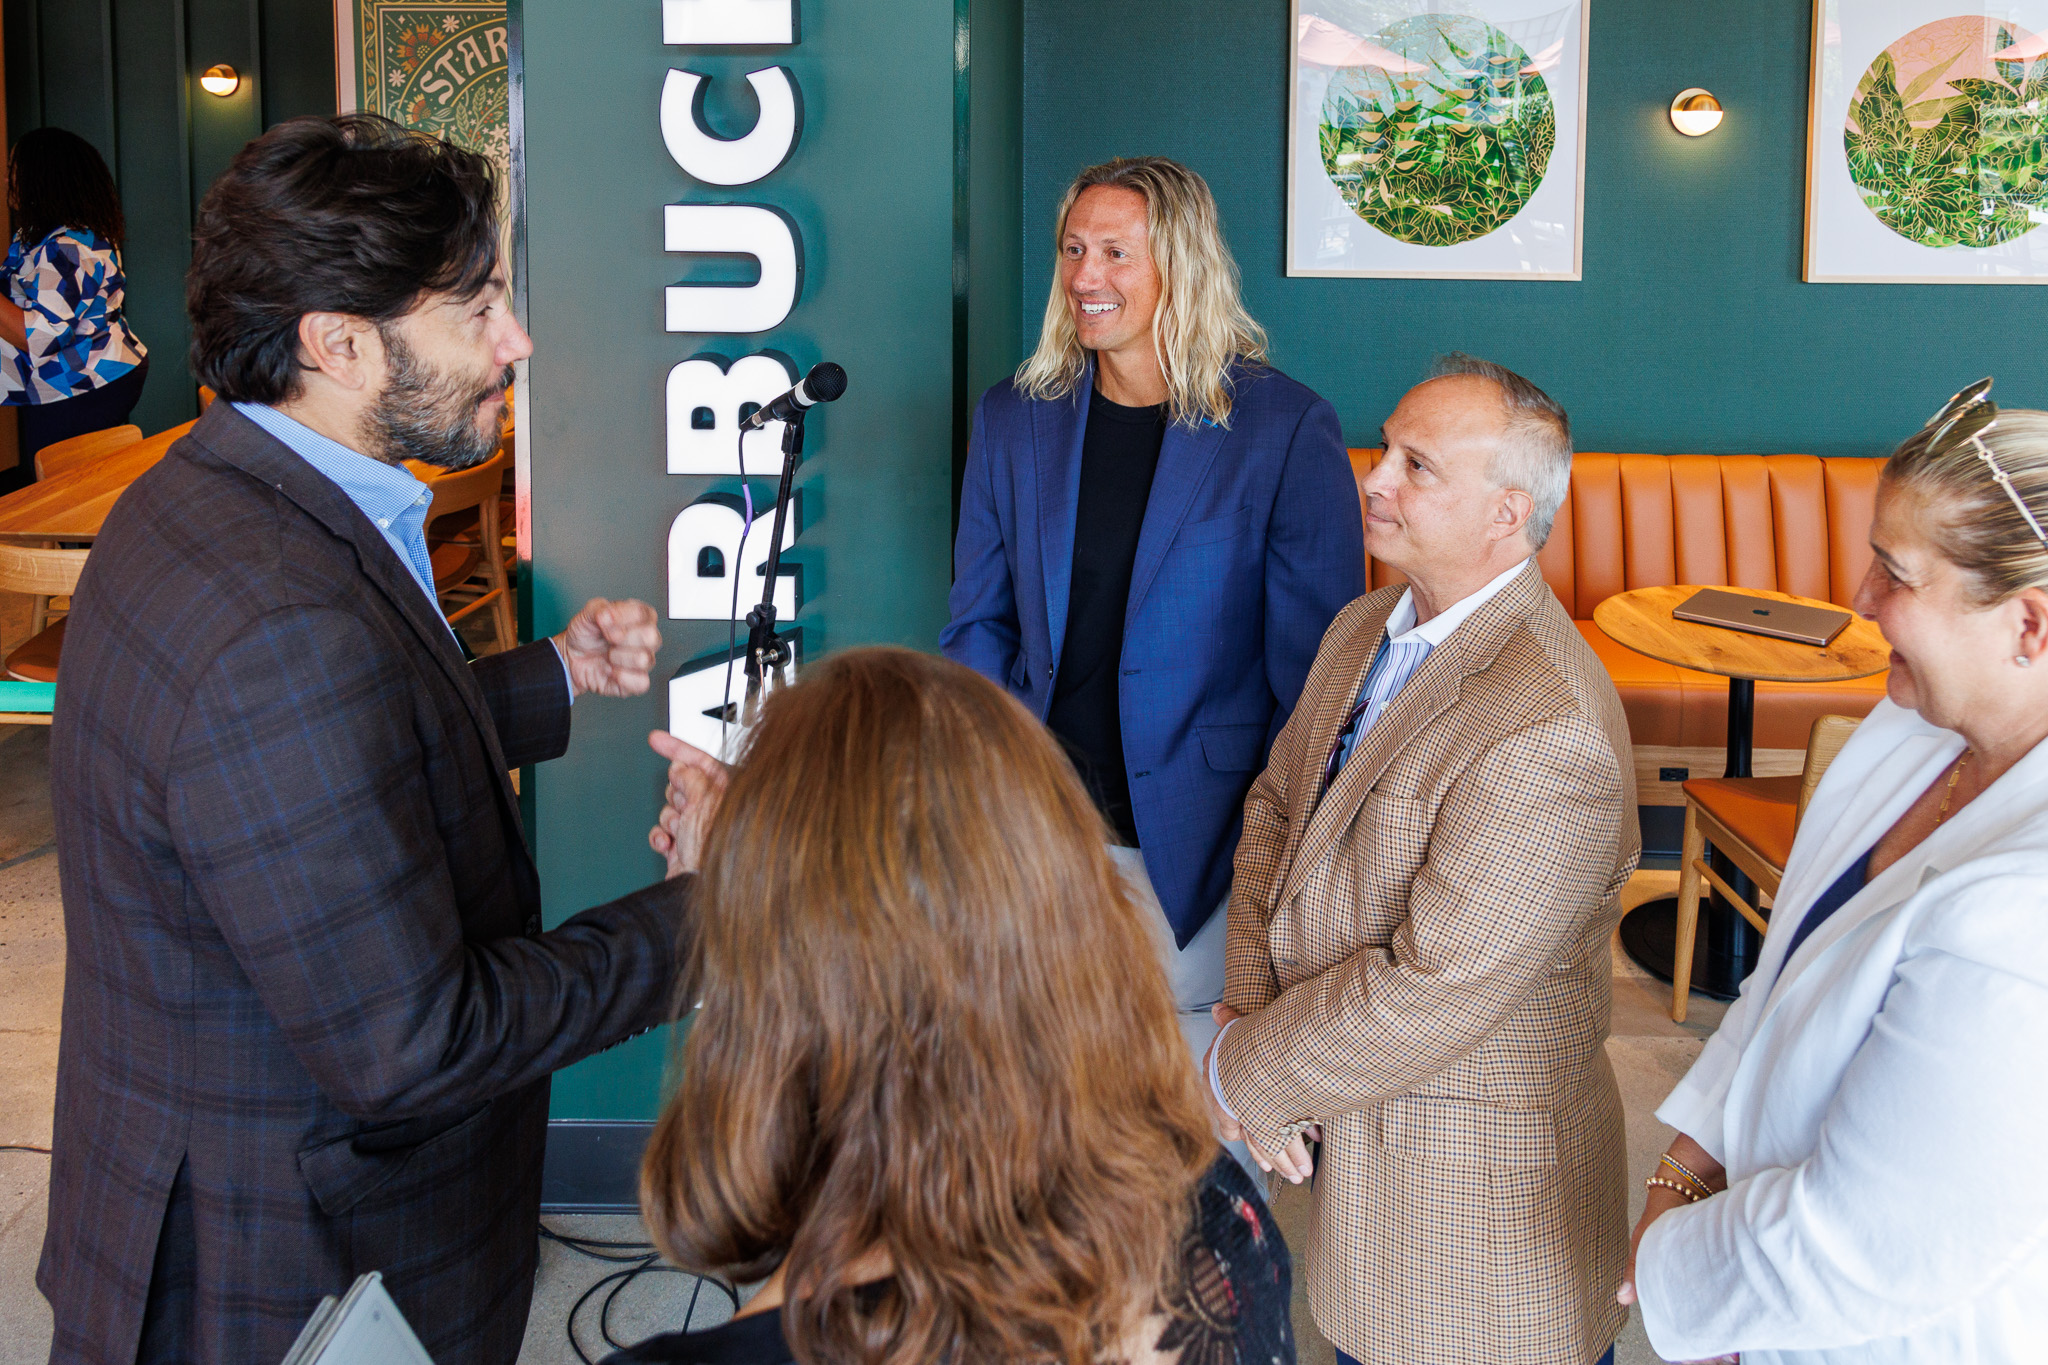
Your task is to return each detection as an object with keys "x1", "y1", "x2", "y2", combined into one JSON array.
[{"x1": 1617, "y1": 381, "x2": 2048, "y2": 1364}]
